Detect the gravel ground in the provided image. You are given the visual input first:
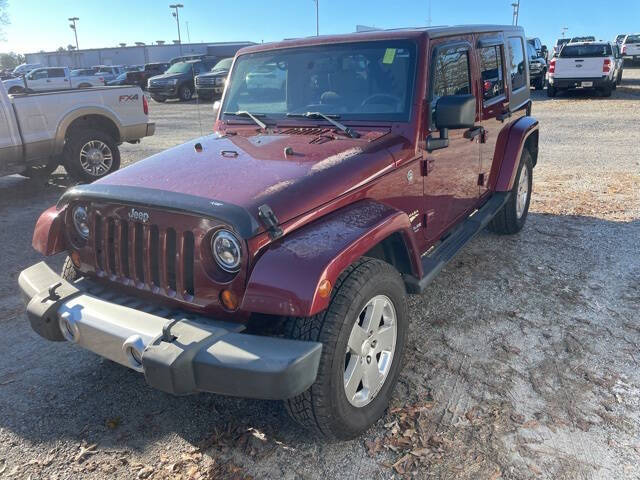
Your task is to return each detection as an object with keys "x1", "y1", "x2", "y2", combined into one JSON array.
[{"x1": 0, "y1": 66, "x2": 639, "y2": 480}]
